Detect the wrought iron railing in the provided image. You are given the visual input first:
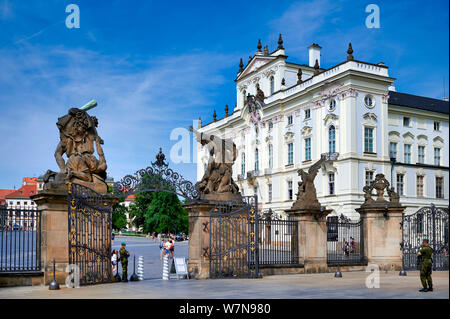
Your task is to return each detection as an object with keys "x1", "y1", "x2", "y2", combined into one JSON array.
[
  {"x1": 326, "y1": 216, "x2": 365, "y2": 266},
  {"x1": 0, "y1": 205, "x2": 42, "y2": 272},
  {"x1": 258, "y1": 218, "x2": 299, "y2": 265}
]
